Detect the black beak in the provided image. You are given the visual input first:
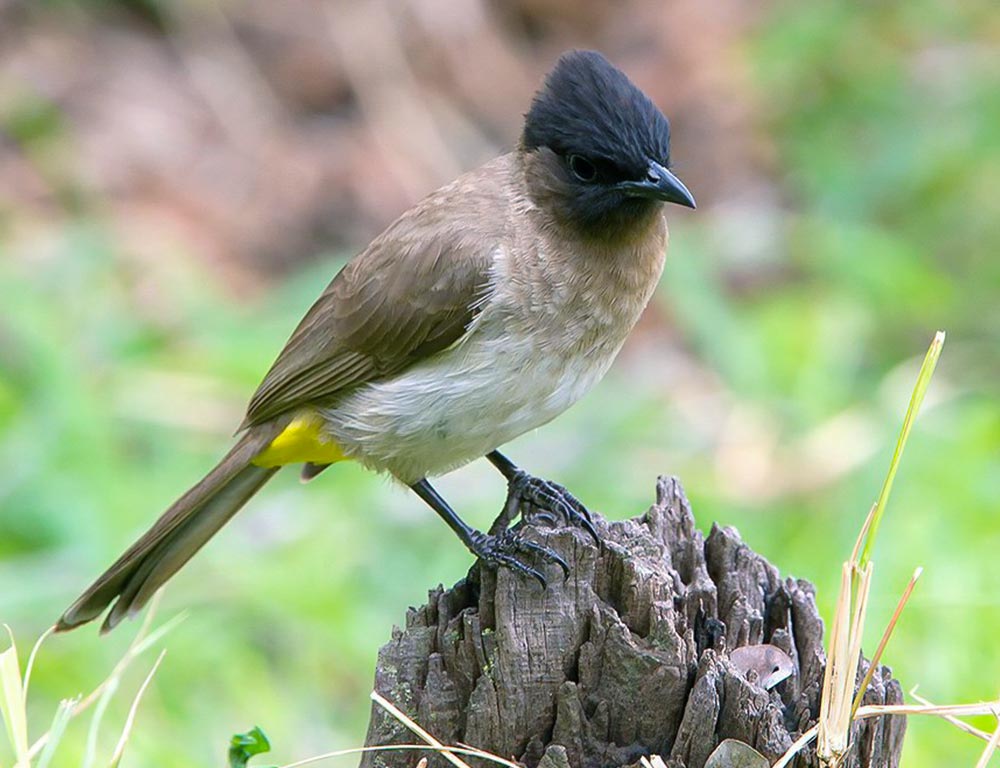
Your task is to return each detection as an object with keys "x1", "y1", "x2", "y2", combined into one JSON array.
[{"x1": 621, "y1": 161, "x2": 696, "y2": 209}]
